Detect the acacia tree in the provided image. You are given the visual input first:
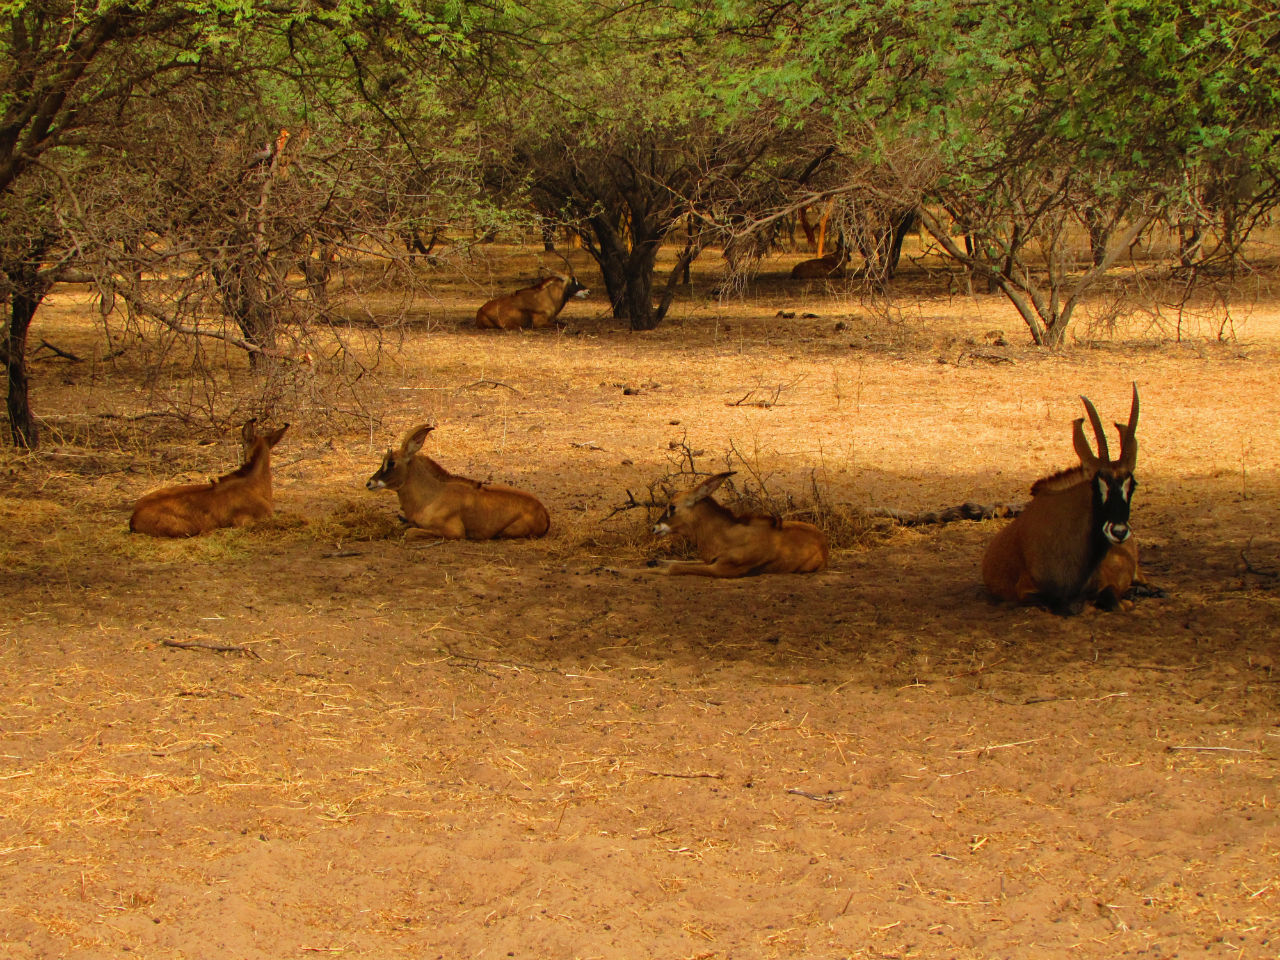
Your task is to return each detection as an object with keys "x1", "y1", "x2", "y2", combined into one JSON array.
[
  {"x1": 468, "y1": 2, "x2": 802, "y2": 331},
  {"x1": 712, "y1": 0, "x2": 1280, "y2": 347},
  {"x1": 0, "y1": 1, "x2": 488, "y2": 446}
]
